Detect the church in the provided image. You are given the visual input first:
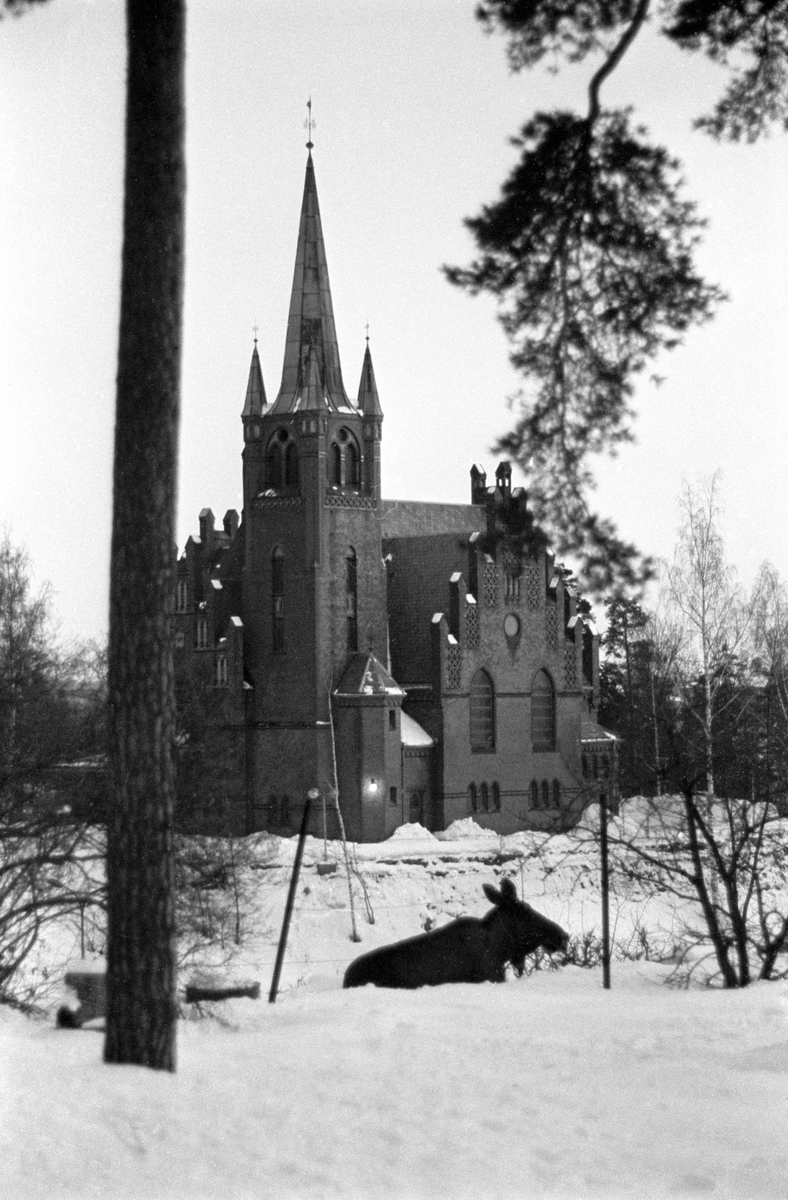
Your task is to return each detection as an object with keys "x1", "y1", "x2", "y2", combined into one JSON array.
[{"x1": 173, "y1": 147, "x2": 618, "y2": 841}]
